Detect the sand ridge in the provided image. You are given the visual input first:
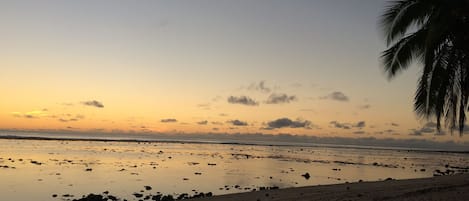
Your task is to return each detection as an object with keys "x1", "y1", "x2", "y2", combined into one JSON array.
[{"x1": 192, "y1": 174, "x2": 469, "y2": 201}]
